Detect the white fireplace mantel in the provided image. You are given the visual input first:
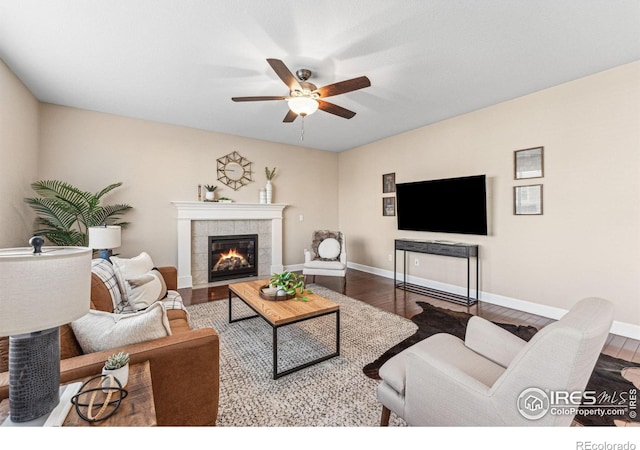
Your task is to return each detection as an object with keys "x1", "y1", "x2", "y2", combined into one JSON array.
[{"x1": 172, "y1": 202, "x2": 287, "y2": 288}]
